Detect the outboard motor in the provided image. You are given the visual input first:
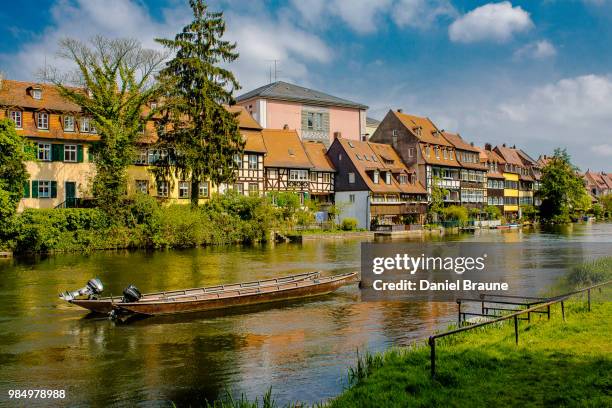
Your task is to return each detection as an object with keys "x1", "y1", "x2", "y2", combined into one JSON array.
[
  {"x1": 60, "y1": 278, "x2": 104, "y2": 301},
  {"x1": 122, "y1": 284, "x2": 142, "y2": 303}
]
